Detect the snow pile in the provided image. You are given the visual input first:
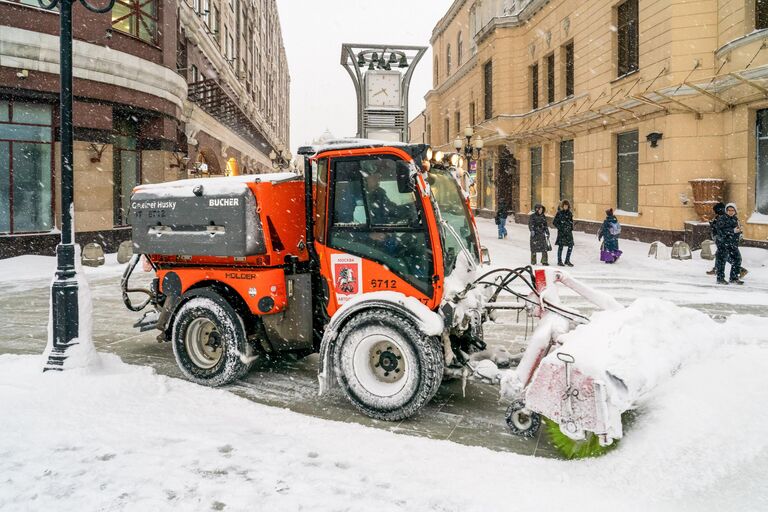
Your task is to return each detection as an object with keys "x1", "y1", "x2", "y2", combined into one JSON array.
[
  {"x1": 2, "y1": 338, "x2": 768, "y2": 511},
  {"x1": 133, "y1": 172, "x2": 299, "y2": 198}
]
